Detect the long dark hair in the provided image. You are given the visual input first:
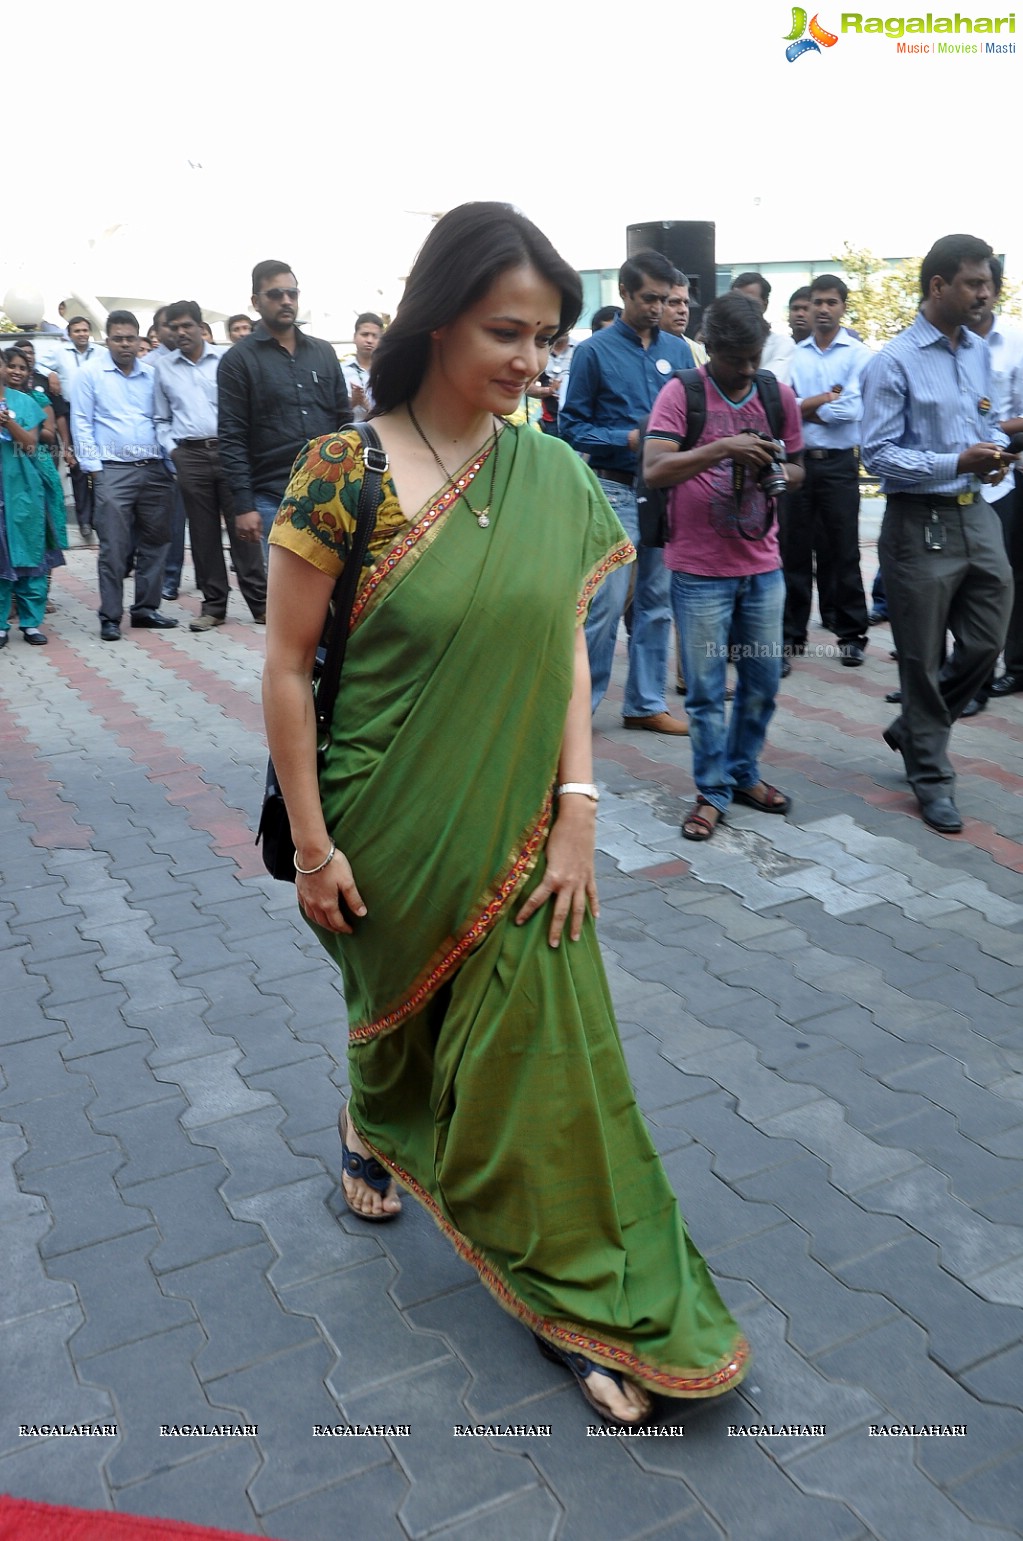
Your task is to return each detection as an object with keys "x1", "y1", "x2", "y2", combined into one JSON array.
[{"x1": 370, "y1": 202, "x2": 582, "y2": 416}]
